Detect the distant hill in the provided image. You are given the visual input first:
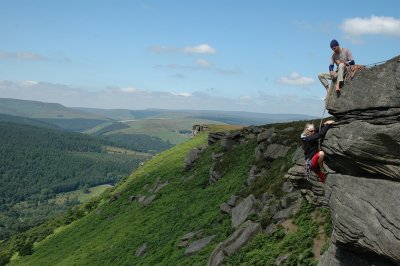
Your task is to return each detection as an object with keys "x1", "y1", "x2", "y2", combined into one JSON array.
[
  {"x1": 0, "y1": 98, "x2": 110, "y2": 131},
  {"x1": 78, "y1": 108, "x2": 316, "y2": 144},
  {"x1": 0, "y1": 98, "x2": 107, "y2": 119},
  {"x1": 77, "y1": 107, "x2": 316, "y2": 125},
  {"x1": 0, "y1": 98, "x2": 316, "y2": 150}
]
